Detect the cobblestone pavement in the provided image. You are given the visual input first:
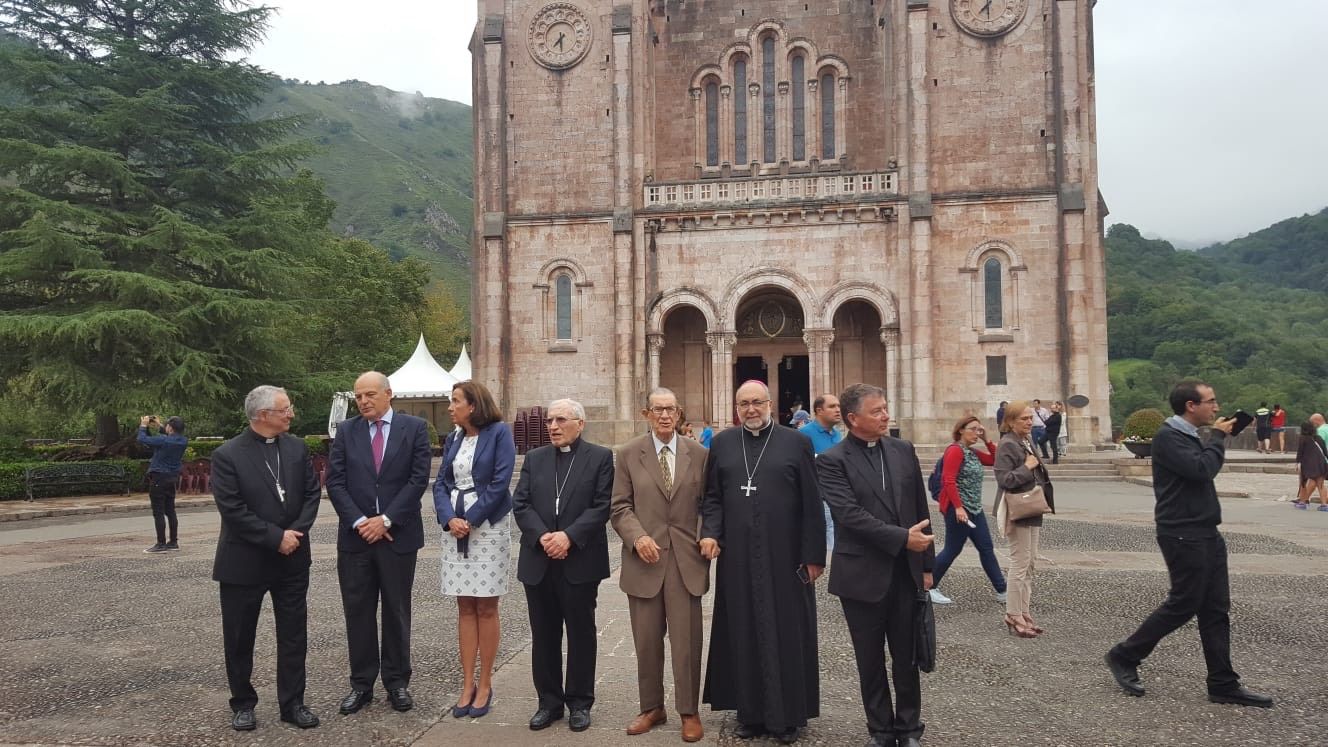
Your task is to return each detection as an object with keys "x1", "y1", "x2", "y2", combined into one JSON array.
[{"x1": 2, "y1": 477, "x2": 1326, "y2": 746}]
